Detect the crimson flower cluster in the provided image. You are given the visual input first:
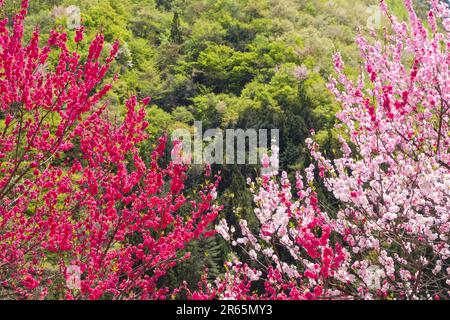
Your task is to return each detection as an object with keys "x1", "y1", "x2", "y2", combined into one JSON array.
[{"x1": 0, "y1": 0, "x2": 219, "y2": 299}]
